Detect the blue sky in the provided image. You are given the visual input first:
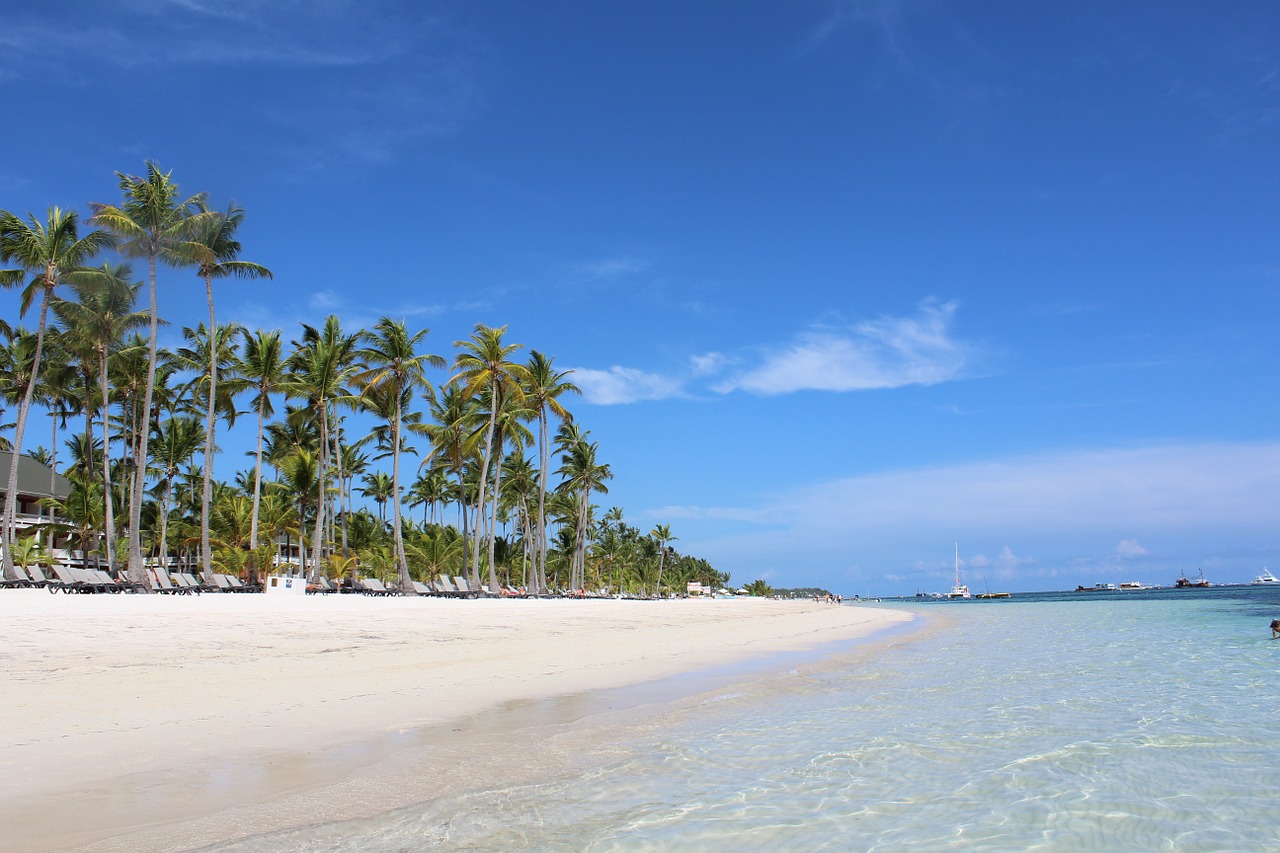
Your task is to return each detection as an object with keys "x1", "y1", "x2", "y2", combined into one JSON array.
[{"x1": 3, "y1": 1, "x2": 1278, "y2": 594}]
